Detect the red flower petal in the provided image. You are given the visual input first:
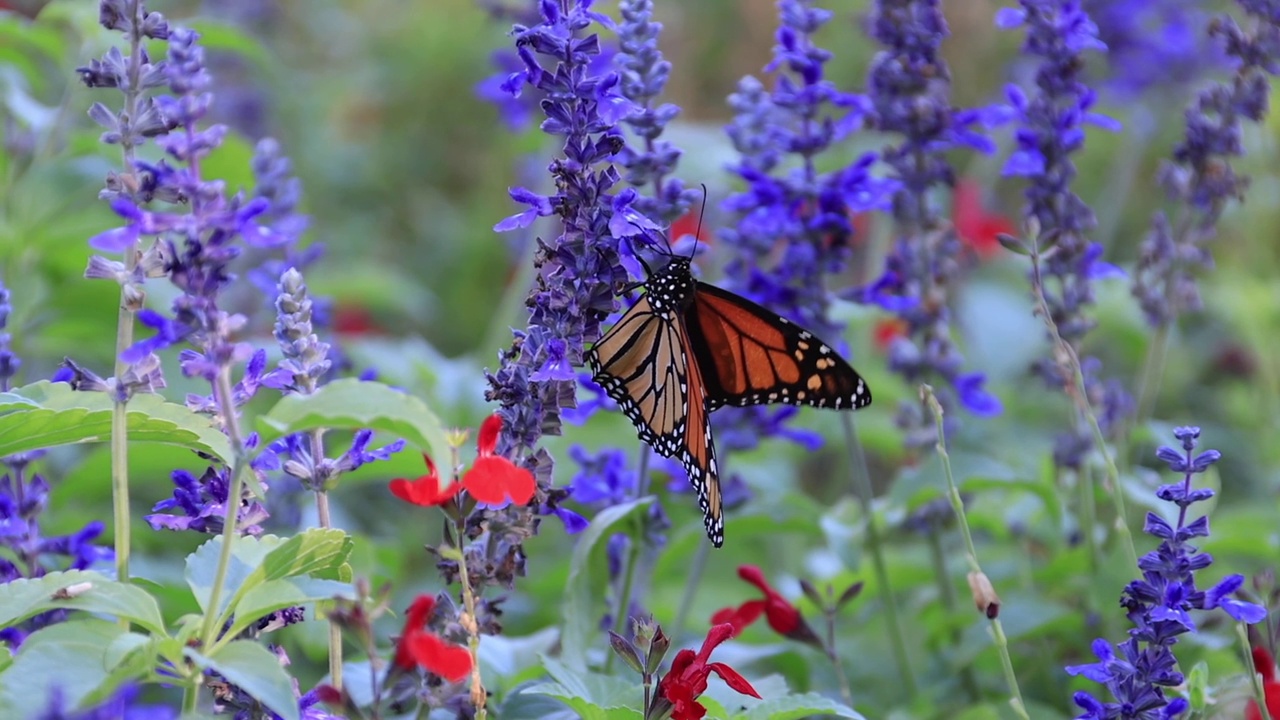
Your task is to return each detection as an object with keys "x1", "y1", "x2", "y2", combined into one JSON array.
[
  {"x1": 1256, "y1": 646, "x2": 1277, "y2": 683},
  {"x1": 762, "y1": 597, "x2": 801, "y2": 635},
  {"x1": 405, "y1": 595, "x2": 436, "y2": 629},
  {"x1": 953, "y1": 179, "x2": 1014, "y2": 259},
  {"x1": 670, "y1": 208, "x2": 706, "y2": 245},
  {"x1": 462, "y1": 455, "x2": 536, "y2": 505},
  {"x1": 711, "y1": 600, "x2": 765, "y2": 637},
  {"x1": 477, "y1": 414, "x2": 503, "y2": 457},
  {"x1": 873, "y1": 318, "x2": 907, "y2": 352},
  {"x1": 405, "y1": 630, "x2": 473, "y2": 682},
  {"x1": 706, "y1": 662, "x2": 761, "y2": 698},
  {"x1": 389, "y1": 456, "x2": 458, "y2": 507}
]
